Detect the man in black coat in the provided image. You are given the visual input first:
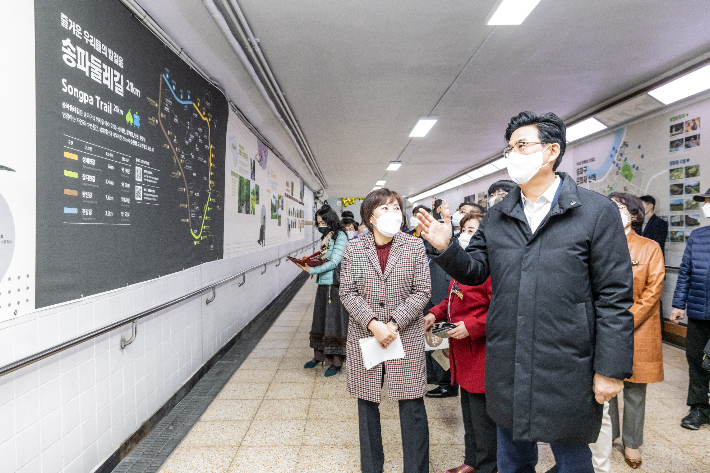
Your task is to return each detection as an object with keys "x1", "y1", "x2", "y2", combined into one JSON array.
[
  {"x1": 639, "y1": 195, "x2": 668, "y2": 255},
  {"x1": 417, "y1": 112, "x2": 634, "y2": 473}
]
